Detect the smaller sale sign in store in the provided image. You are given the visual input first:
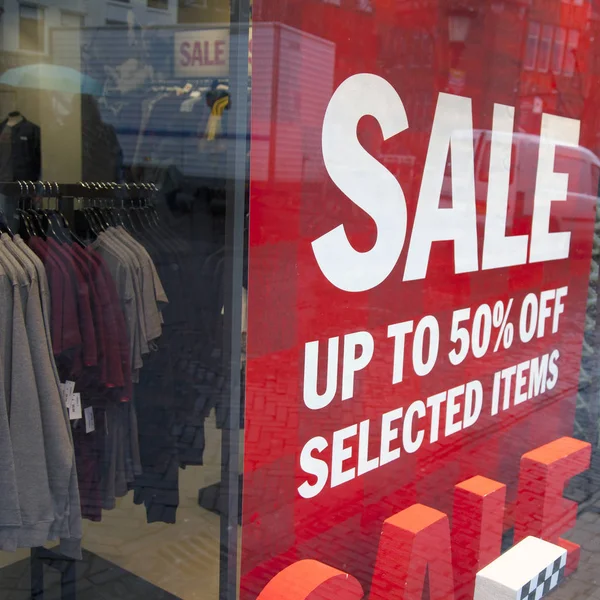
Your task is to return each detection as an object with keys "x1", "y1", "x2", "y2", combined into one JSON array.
[{"x1": 244, "y1": 43, "x2": 598, "y2": 600}]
